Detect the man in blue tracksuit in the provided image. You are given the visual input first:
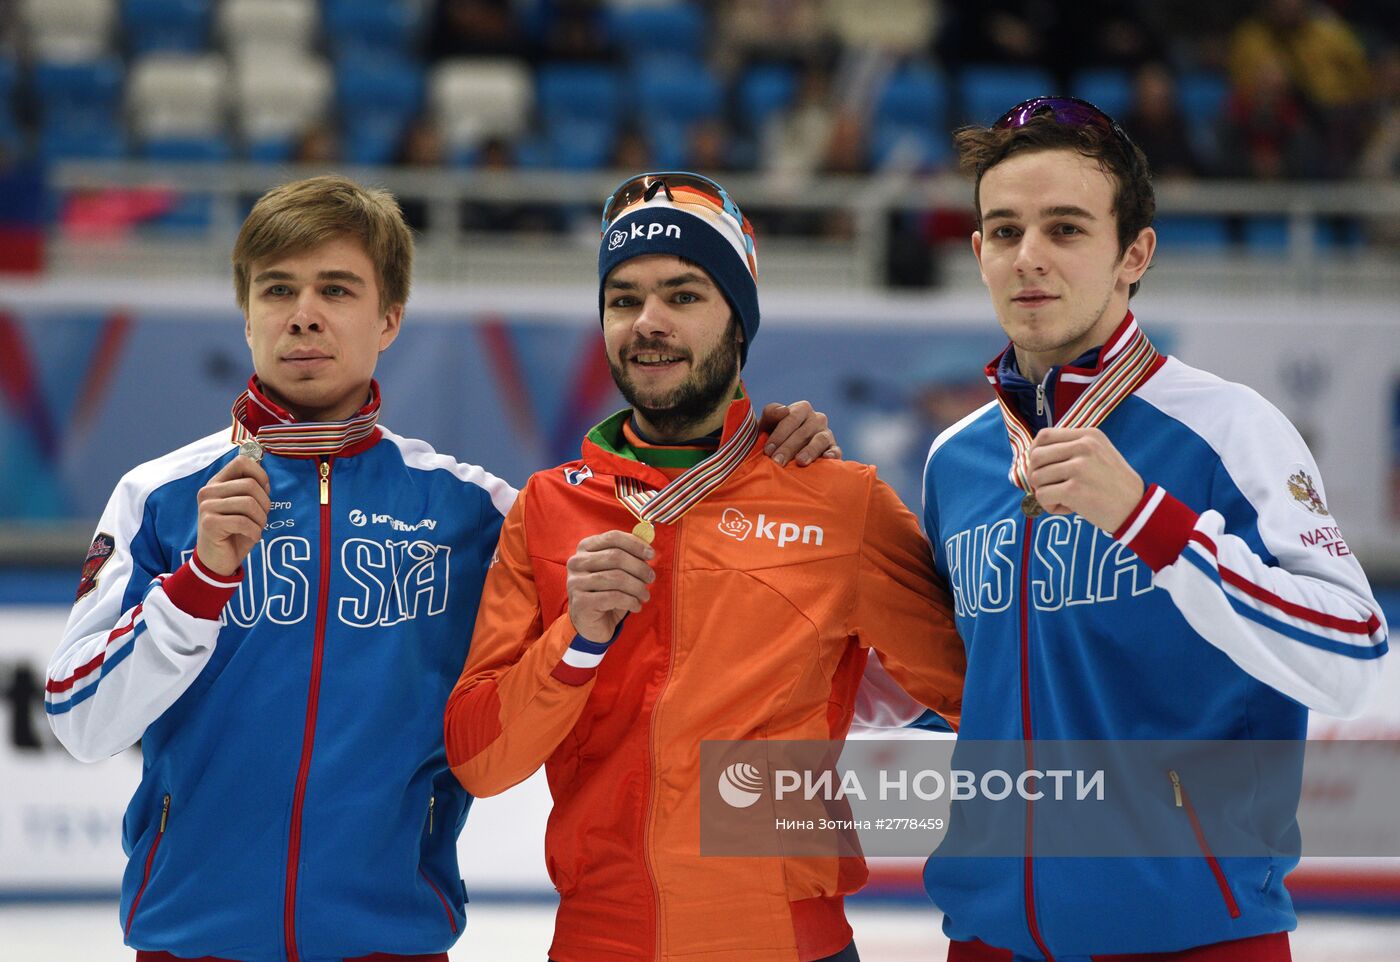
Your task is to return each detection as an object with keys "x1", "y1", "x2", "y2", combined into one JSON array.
[
  {"x1": 918, "y1": 99, "x2": 1388, "y2": 961},
  {"x1": 45, "y1": 174, "x2": 836, "y2": 962}
]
